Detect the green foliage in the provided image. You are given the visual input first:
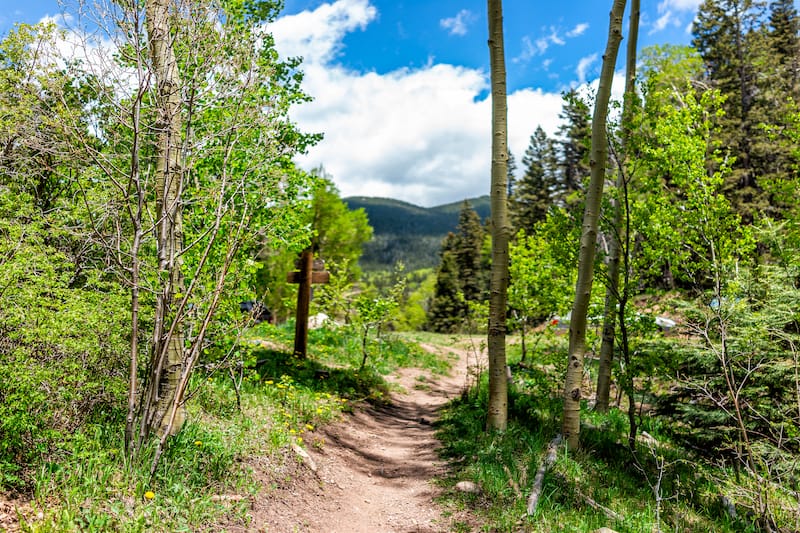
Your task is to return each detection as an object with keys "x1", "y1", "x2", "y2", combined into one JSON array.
[
  {"x1": 508, "y1": 221, "x2": 576, "y2": 328},
  {"x1": 393, "y1": 268, "x2": 436, "y2": 331},
  {"x1": 638, "y1": 86, "x2": 754, "y2": 288},
  {"x1": 257, "y1": 173, "x2": 372, "y2": 322}
]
